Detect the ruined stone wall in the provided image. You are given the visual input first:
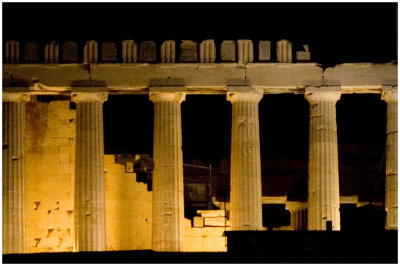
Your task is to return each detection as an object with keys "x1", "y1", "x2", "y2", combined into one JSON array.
[
  {"x1": 25, "y1": 97, "x2": 76, "y2": 253},
  {"x1": 104, "y1": 155, "x2": 152, "y2": 251},
  {"x1": 25, "y1": 98, "x2": 153, "y2": 253}
]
